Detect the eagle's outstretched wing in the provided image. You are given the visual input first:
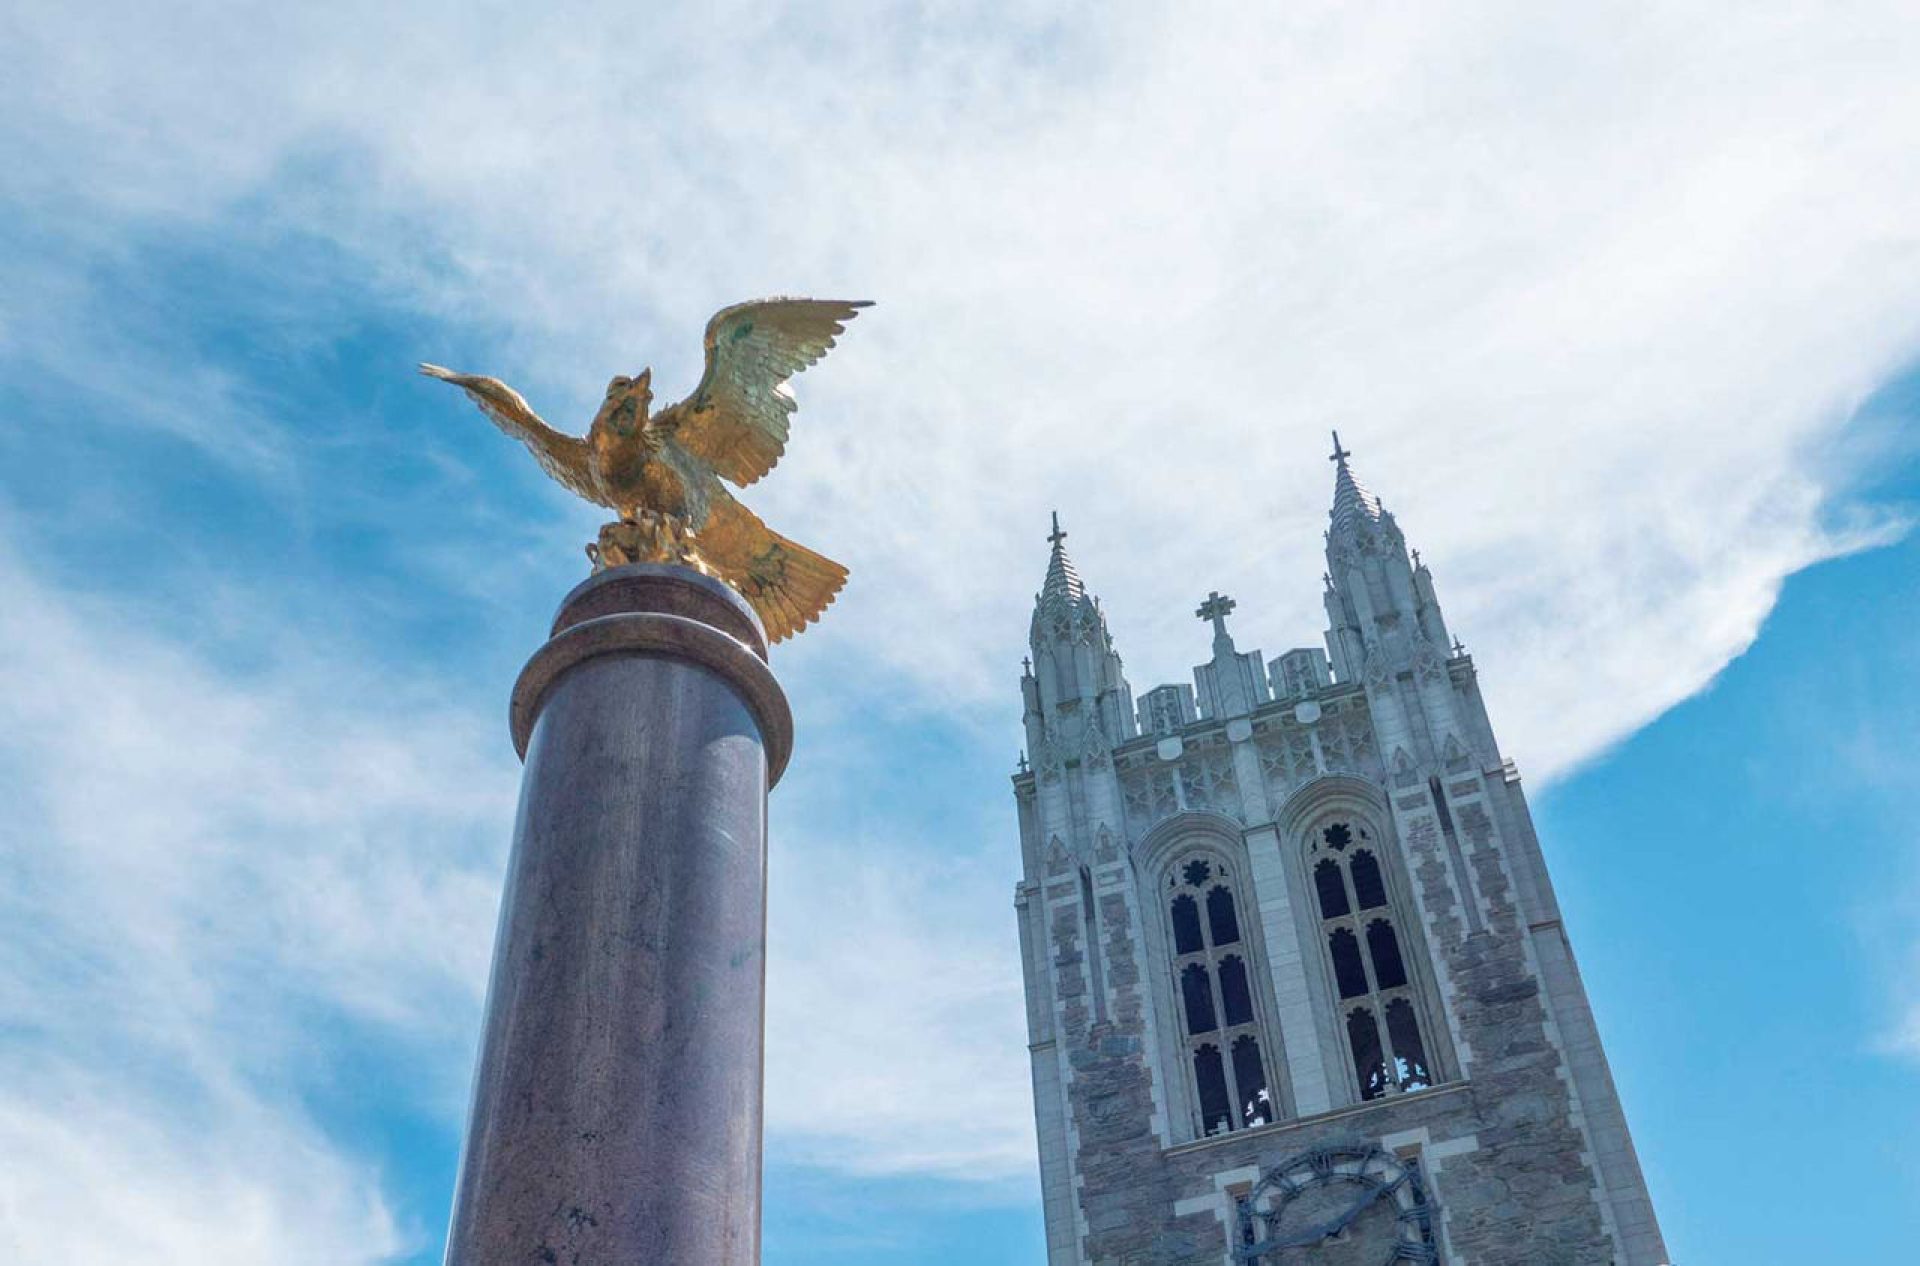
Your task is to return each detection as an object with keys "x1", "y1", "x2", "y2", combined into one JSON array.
[
  {"x1": 699, "y1": 491, "x2": 848, "y2": 643},
  {"x1": 419, "y1": 364, "x2": 603, "y2": 505},
  {"x1": 664, "y1": 298, "x2": 870, "y2": 488}
]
